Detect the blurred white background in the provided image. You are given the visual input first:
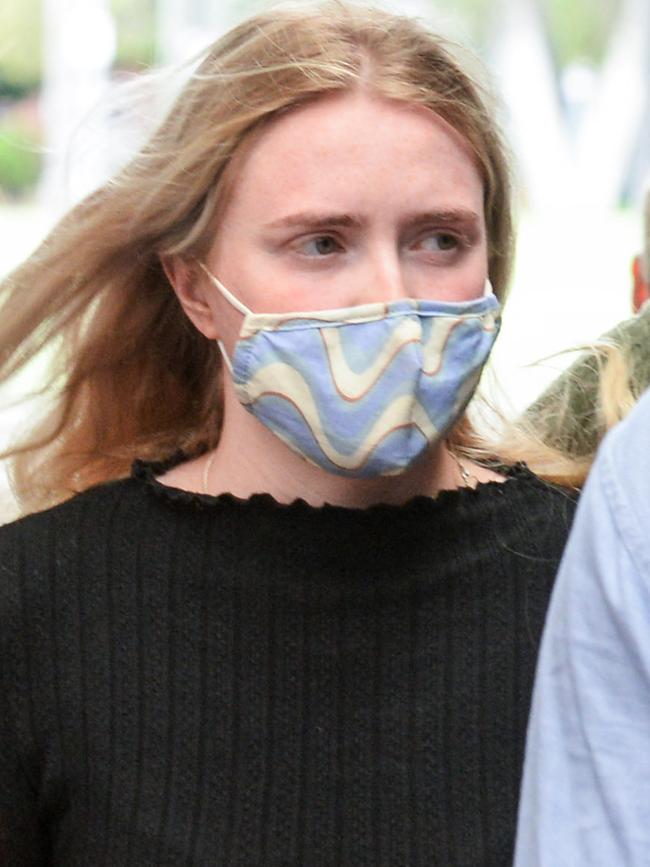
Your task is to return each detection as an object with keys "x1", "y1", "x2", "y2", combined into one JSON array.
[{"x1": 1, "y1": 0, "x2": 648, "y2": 520}]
